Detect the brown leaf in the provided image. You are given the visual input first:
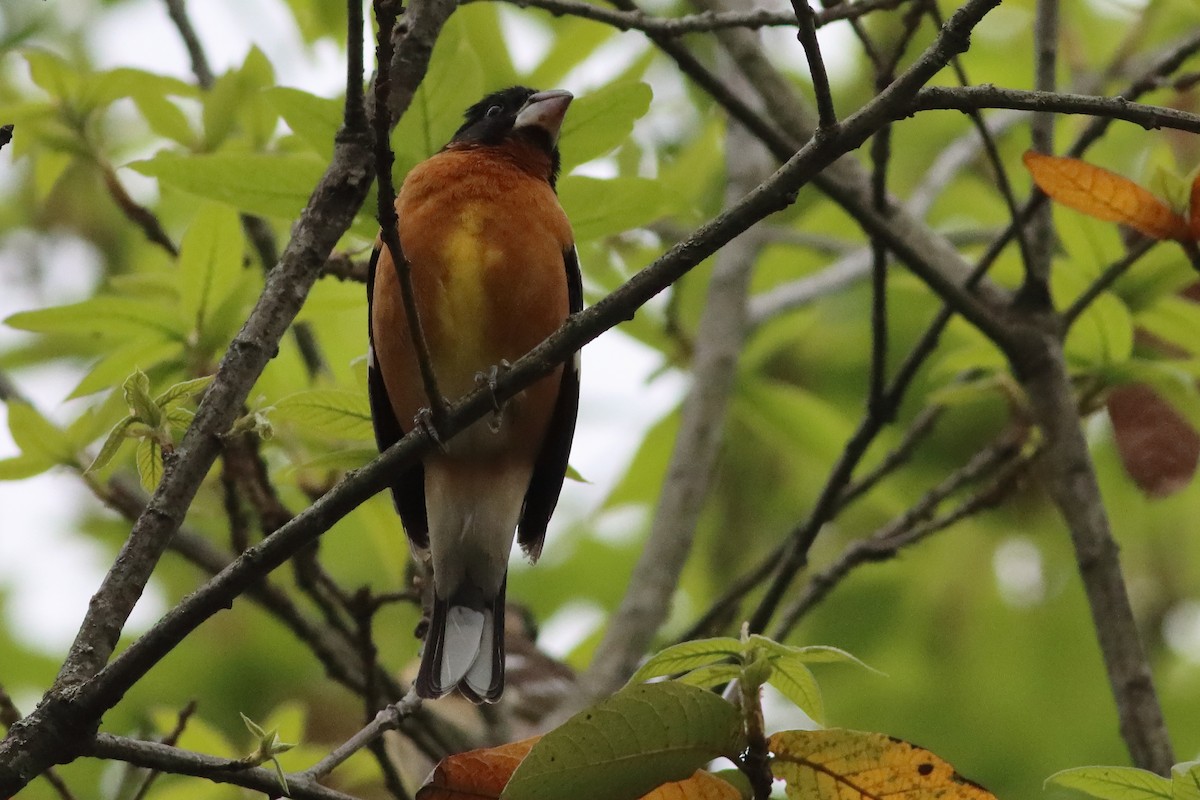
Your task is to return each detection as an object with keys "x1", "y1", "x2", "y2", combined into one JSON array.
[
  {"x1": 1108, "y1": 383, "x2": 1200, "y2": 498},
  {"x1": 1023, "y1": 151, "x2": 1192, "y2": 241},
  {"x1": 770, "y1": 729, "x2": 996, "y2": 800},
  {"x1": 417, "y1": 737, "x2": 538, "y2": 800}
]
